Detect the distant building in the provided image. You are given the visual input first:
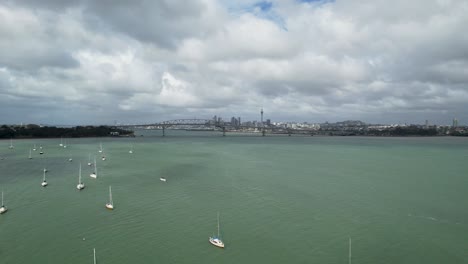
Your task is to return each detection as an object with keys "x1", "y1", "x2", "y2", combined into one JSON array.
[{"x1": 453, "y1": 118, "x2": 458, "y2": 128}]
